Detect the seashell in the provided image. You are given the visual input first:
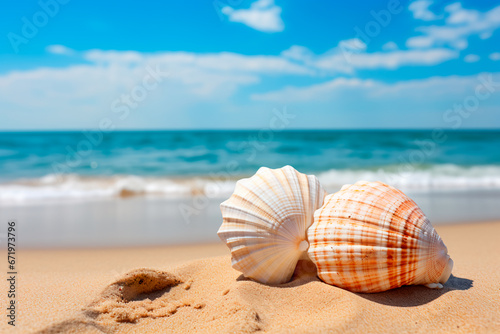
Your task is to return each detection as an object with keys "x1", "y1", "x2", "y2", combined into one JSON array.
[
  {"x1": 218, "y1": 166, "x2": 327, "y2": 284},
  {"x1": 307, "y1": 181, "x2": 453, "y2": 293}
]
